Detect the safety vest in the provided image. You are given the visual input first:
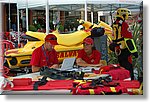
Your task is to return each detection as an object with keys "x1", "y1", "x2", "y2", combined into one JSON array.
[{"x1": 112, "y1": 19, "x2": 126, "y2": 49}]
